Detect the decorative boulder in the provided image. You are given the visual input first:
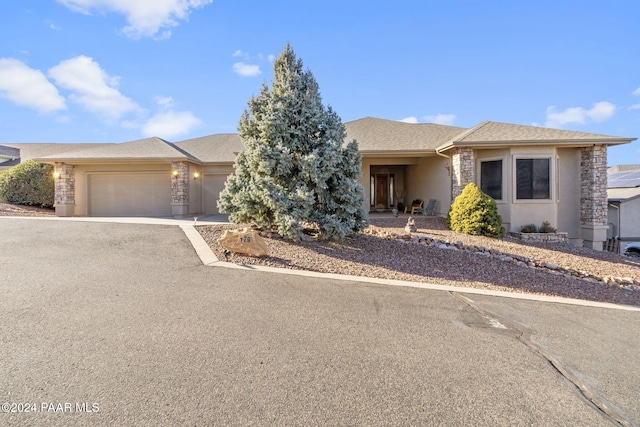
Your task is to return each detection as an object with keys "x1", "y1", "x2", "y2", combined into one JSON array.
[{"x1": 217, "y1": 228, "x2": 269, "y2": 257}]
